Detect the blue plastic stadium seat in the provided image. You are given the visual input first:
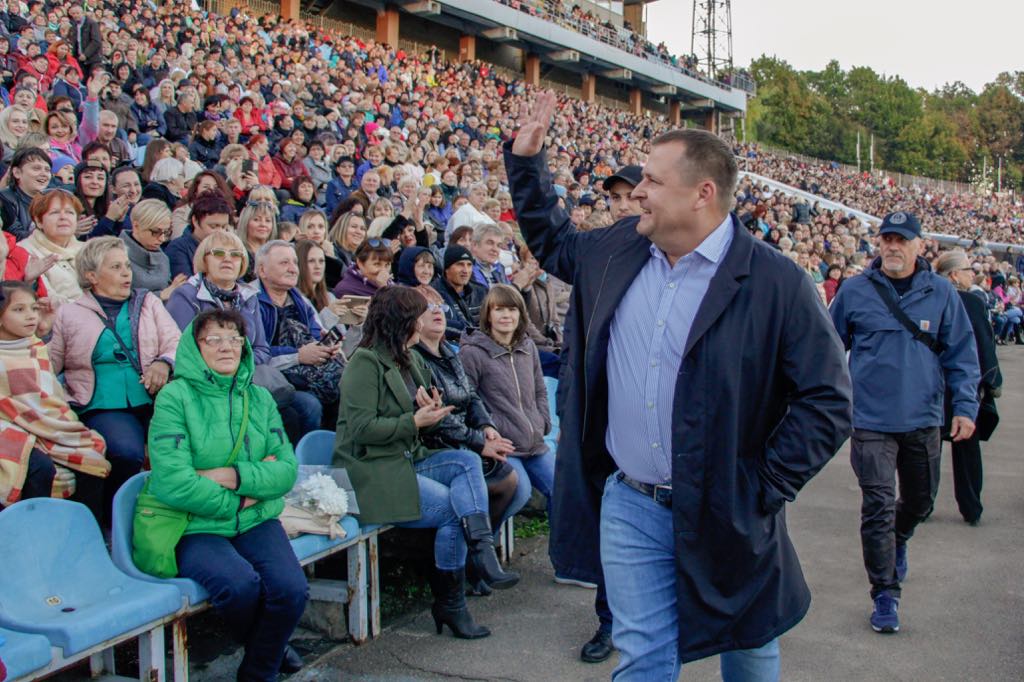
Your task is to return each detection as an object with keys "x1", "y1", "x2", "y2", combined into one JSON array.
[
  {"x1": 0, "y1": 627, "x2": 52, "y2": 681},
  {"x1": 0, "y1": 499, "x2": 182, "y2": 656},
  {"x1": 290, "y1": 515, "x2": 361, "y2": 562},
  {"x1": 111, "y1": 473, "x2": 209, "y2": 608},
  {"x1": 544, "y1": 377, "x2": 559, "y2": 452},
  {"x1": 295, "y1": 429, "x2": 336, "y2": 465}
]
